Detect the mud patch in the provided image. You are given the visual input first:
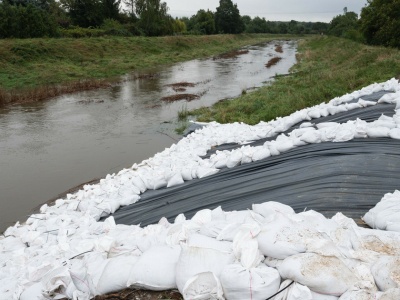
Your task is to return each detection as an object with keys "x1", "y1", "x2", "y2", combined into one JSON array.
[
  {"x1": 213, "y1": 49, "x2": 249, "y2": 60},
  {"x1": 77, "y1": 99, "x2": 105, "y2": 105},
  {"x1": 172, "y1": 87, "x2": 187, "y2": 92},
  {"x1": 265, "y1": 57, "x2": 282, "y2": 68},
  {"x1": 93, "y1": 288, "x2": 183, "y2": 300},
  {"x1": 133, "y1": 73, "x2": 161, "y2": 80},
  {"x1": 161, "y1": 94, "x2": 199, "y2": 102},
  {"x1": 275, "y1": 44, "x2": 283, "y2": 53},
  {"x1": 165, "y1": 82, "x2": 196, "y2": 88}
]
